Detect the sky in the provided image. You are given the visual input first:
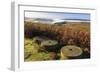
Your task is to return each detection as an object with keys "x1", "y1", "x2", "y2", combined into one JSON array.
[{"x1": 25, "y1": 11, "x2": 90, "y2": 20}]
